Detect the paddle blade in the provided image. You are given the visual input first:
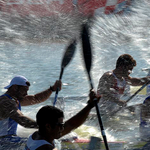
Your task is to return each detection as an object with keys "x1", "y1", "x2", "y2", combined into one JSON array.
[
  {"x1": 81, "y1": 24, "x2": 109, "y2": 150},
  {"x1": 54, "y1": 40, "x2": 76, "y2": 106},
  {"x1": 81, "y1": 24, "x2": 92, "y2": 74},
  {"x1": 61, "y1": 40, "x2": 77, "y2": 69}
]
